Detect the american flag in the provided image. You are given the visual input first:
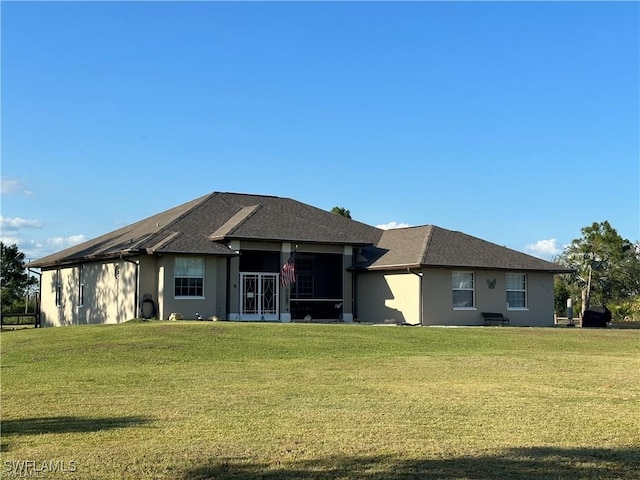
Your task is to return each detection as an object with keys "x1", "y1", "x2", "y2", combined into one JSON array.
[{"x1": 280, "y1": 250, "x2": 296, "y2": 287}]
